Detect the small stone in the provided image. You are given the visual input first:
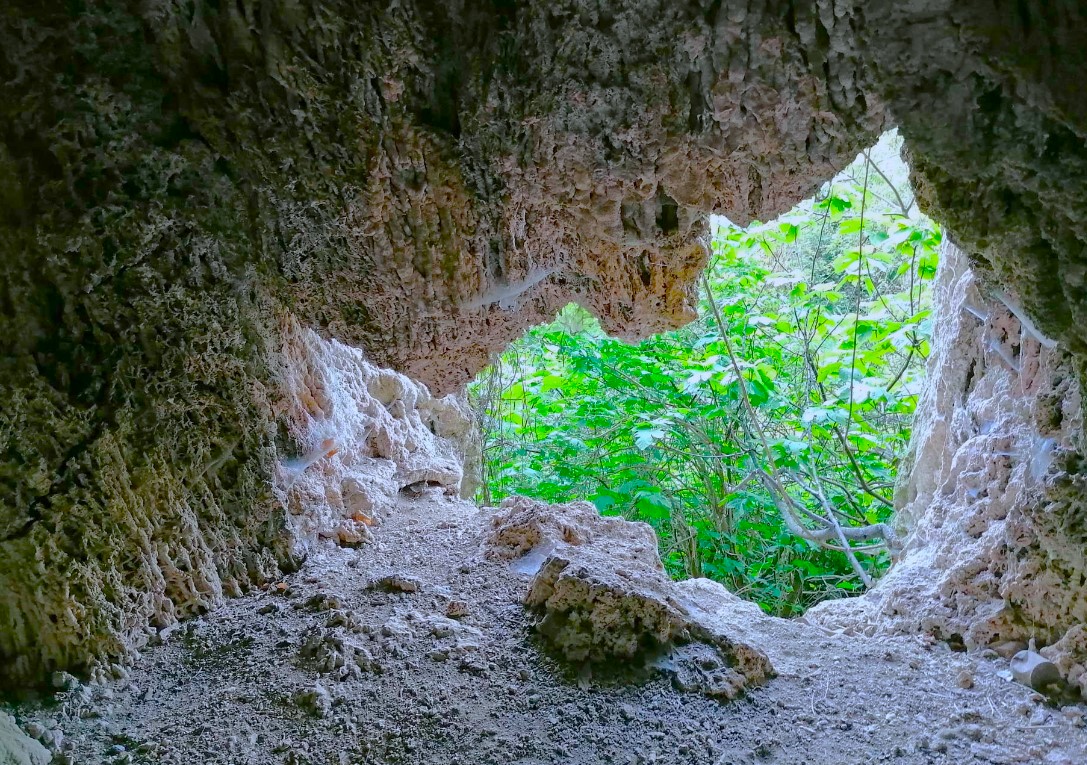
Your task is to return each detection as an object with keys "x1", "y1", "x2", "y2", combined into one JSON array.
[
  {"x1": 370, "y1": 574, "x2": 422, "y2": 594},
  {"x1": 297, "y1": 684, "x2": 333, "y2": 718},
  {"x1": 51, "y1": 672, "x2": 80, "y2": 691},
  {"x1": 1061, "y1": 706, "x2": 1086, "y2": 727},
  {"x1": 459, "y1": 657, "x2": 488, "y2": 676},
  {"x1": 430, "y1": 622, "x2": 455, "y2": 639},
  {"x1": 991, "y1": 640, "x2": 1028, "y2": 659},
  {"x1": 956, "y1": 667, "x2": 975, "y2": 689},
  {"x1": 960, "y1": 724, "x2": 984, "y2": 742},
  {"x1": 445, "y1": 600, "x2": 469, "y2": 618}
]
